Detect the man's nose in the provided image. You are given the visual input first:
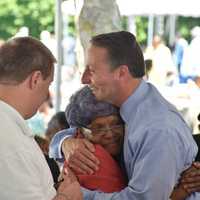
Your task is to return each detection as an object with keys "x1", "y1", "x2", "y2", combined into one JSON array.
[{"x1": 81, "y1": 68, "x2": 91, "y2": 84}]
